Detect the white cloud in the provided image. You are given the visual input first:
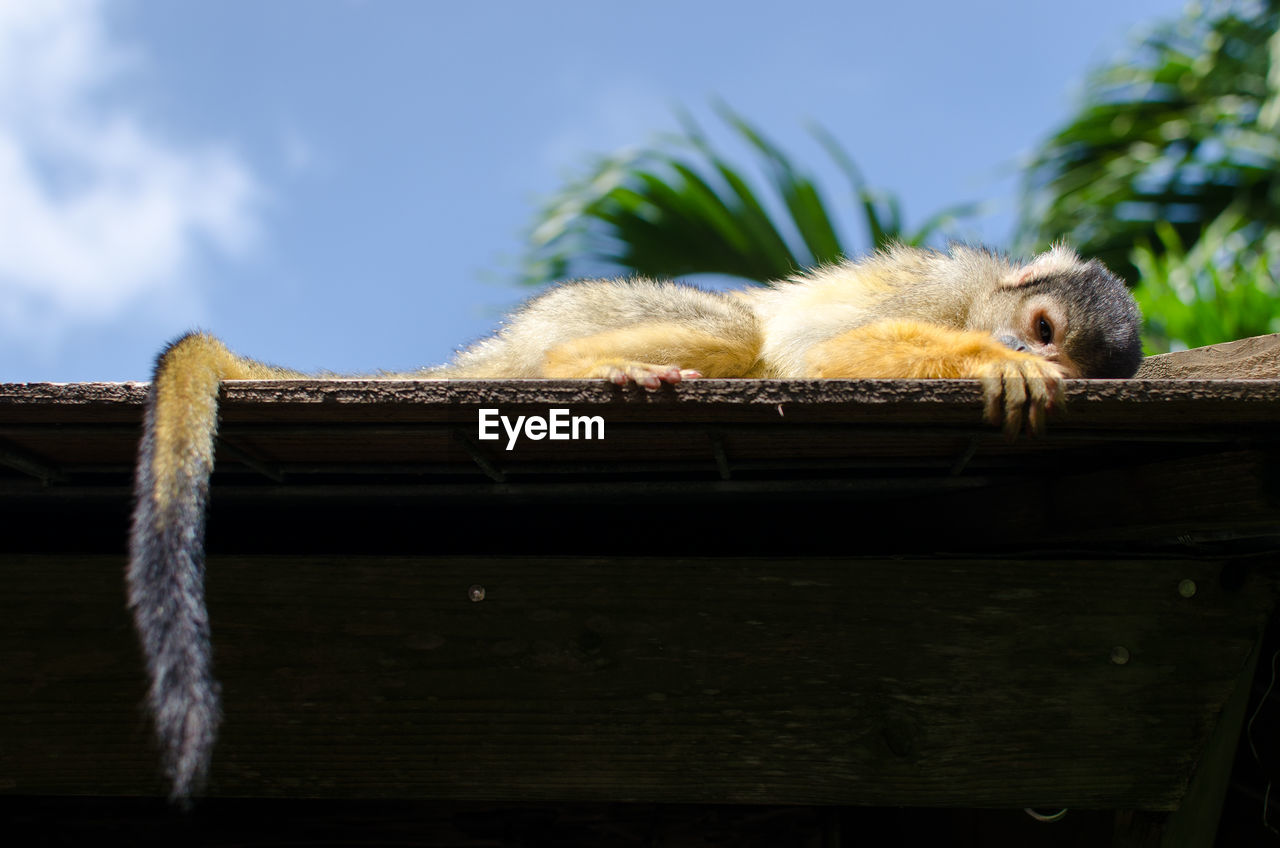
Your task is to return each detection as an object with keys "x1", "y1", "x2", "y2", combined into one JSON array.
[{"x1": 0, "y1": 0, "x2": 262, "y2": 344}]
